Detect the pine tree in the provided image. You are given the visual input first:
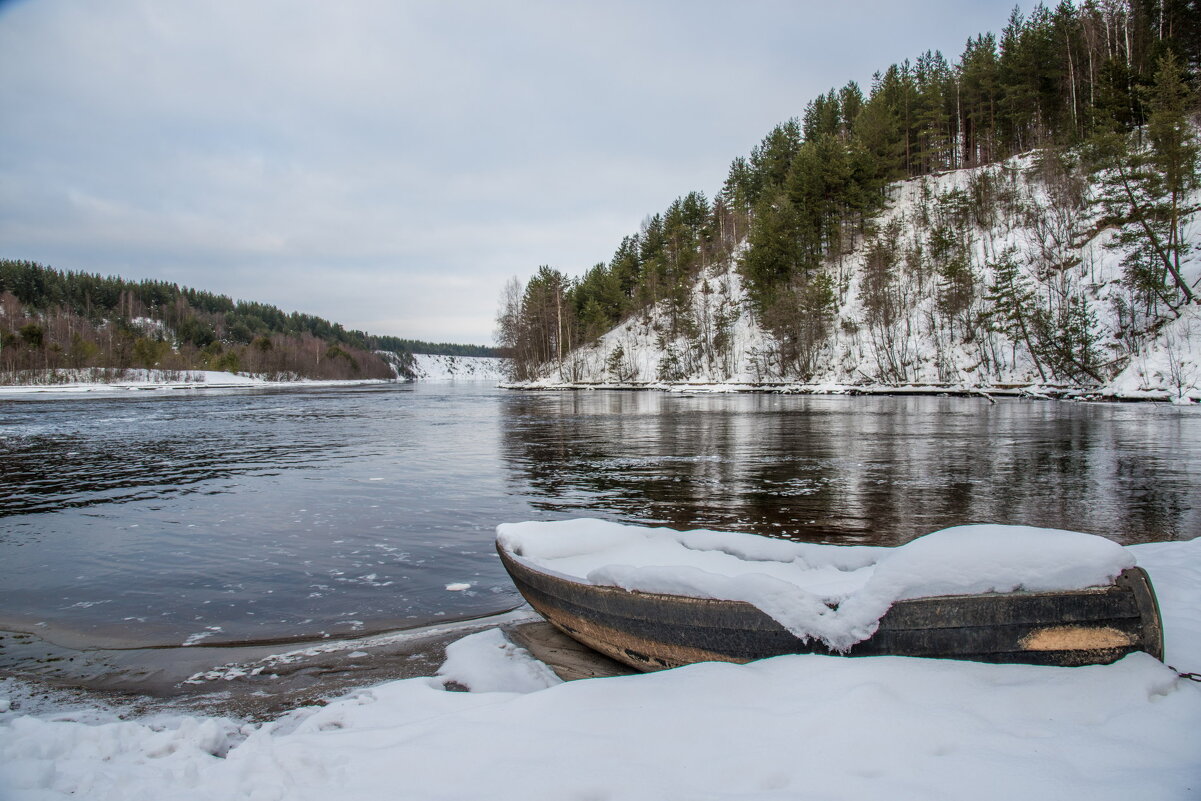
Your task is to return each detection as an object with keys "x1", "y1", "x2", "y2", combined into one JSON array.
[
  {"x1": 1144, "y1": 50, "x2": 1199, "y2": 305},
  {"x1": 741, "y1": 189, "x2": 803, "y2": 318},
  {"x1": 986, "y1": 251, "x2": 1047, "y2": 380},
  {"x1": 1094, "y1": 51, "x2": 1199, "y2": 316}
]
